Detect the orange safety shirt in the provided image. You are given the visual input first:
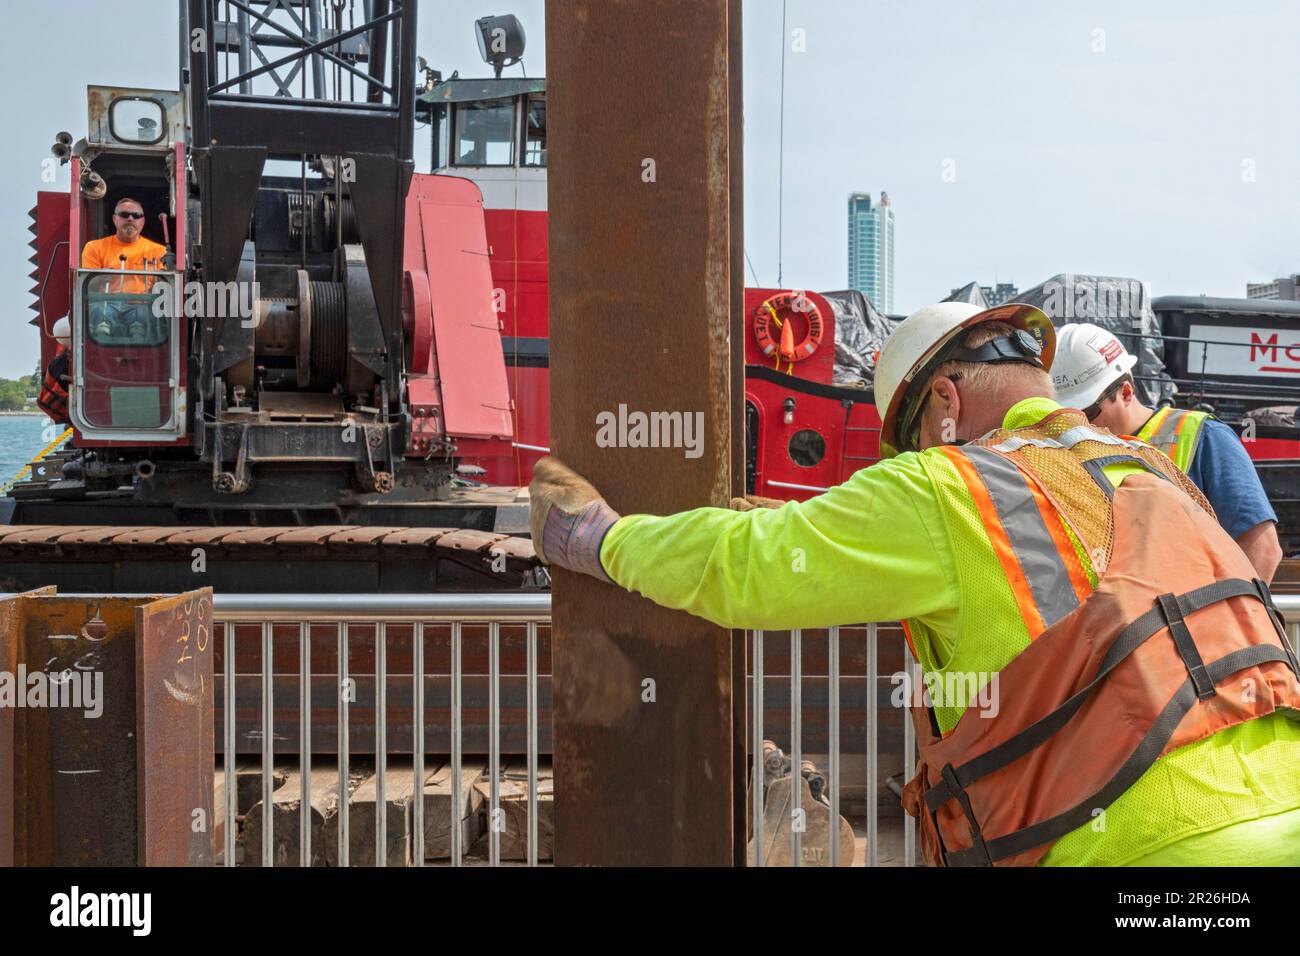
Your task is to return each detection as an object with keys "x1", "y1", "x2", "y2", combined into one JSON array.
[{"x1": 81, "y1": 235, "x2": 168, "y2": 295}]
